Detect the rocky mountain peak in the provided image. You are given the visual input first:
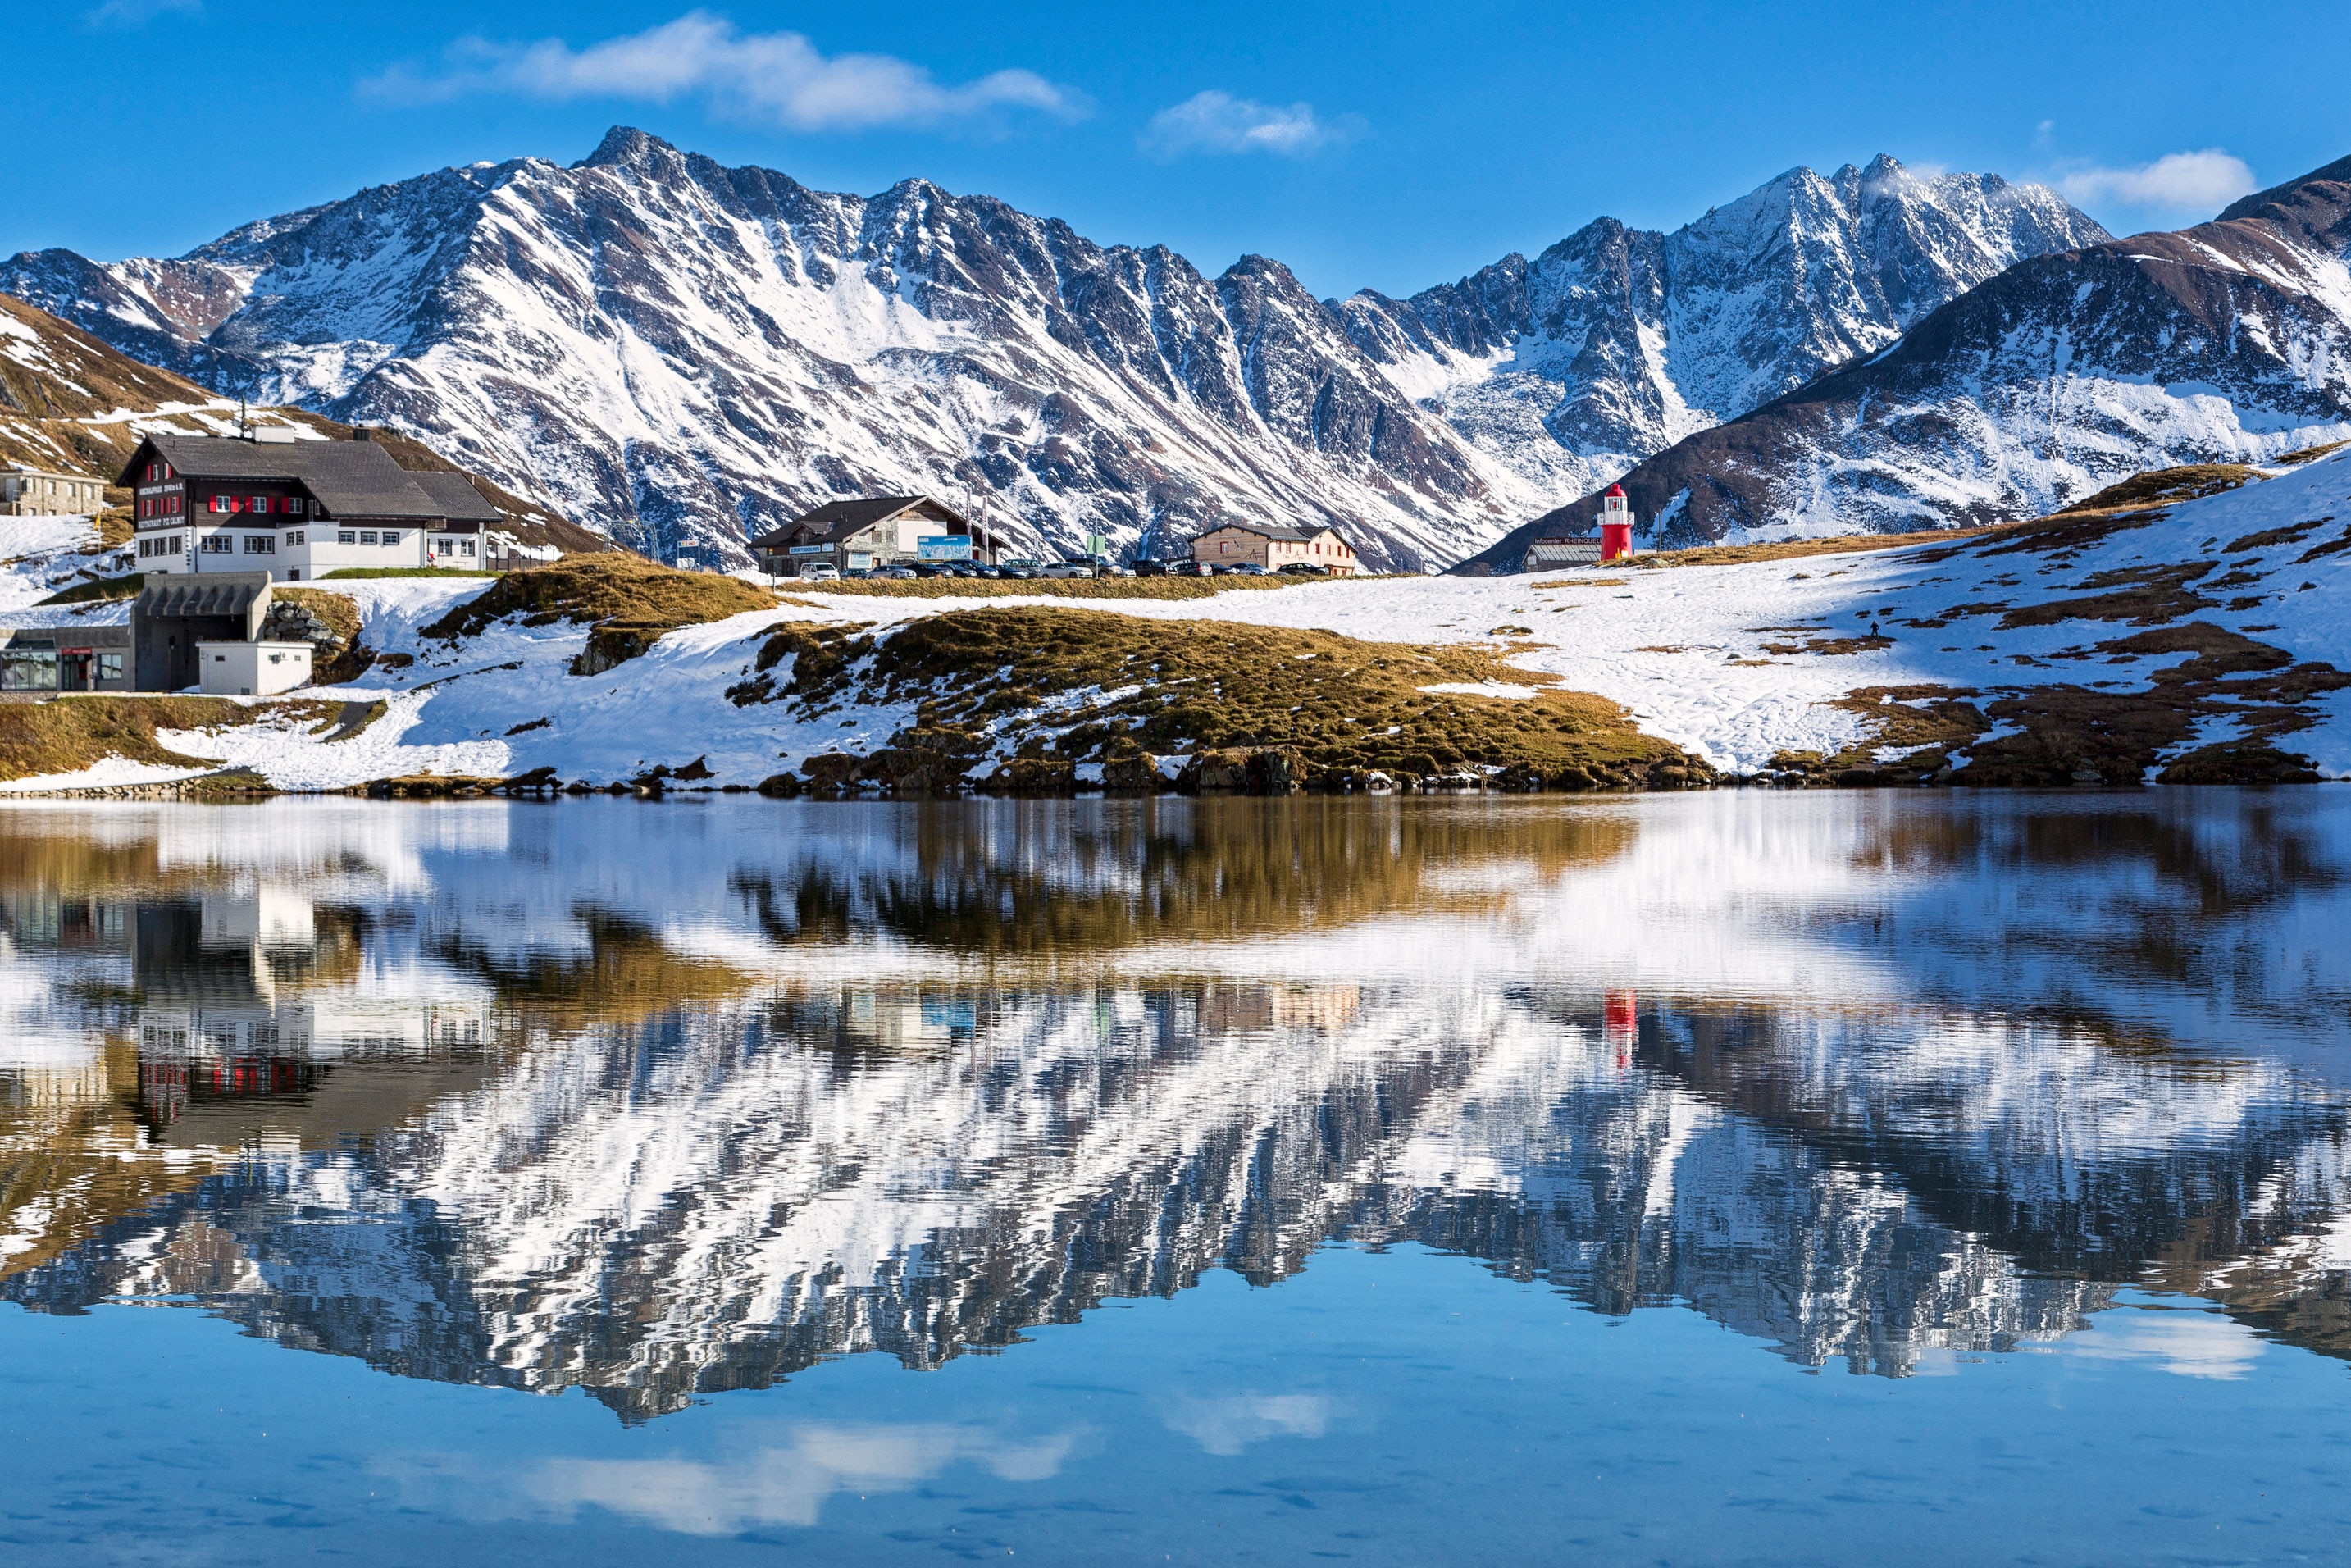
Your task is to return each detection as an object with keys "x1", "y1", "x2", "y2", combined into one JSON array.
[{"x1": 0, "y1": 135, "x2": 2114, "y2": 569}]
